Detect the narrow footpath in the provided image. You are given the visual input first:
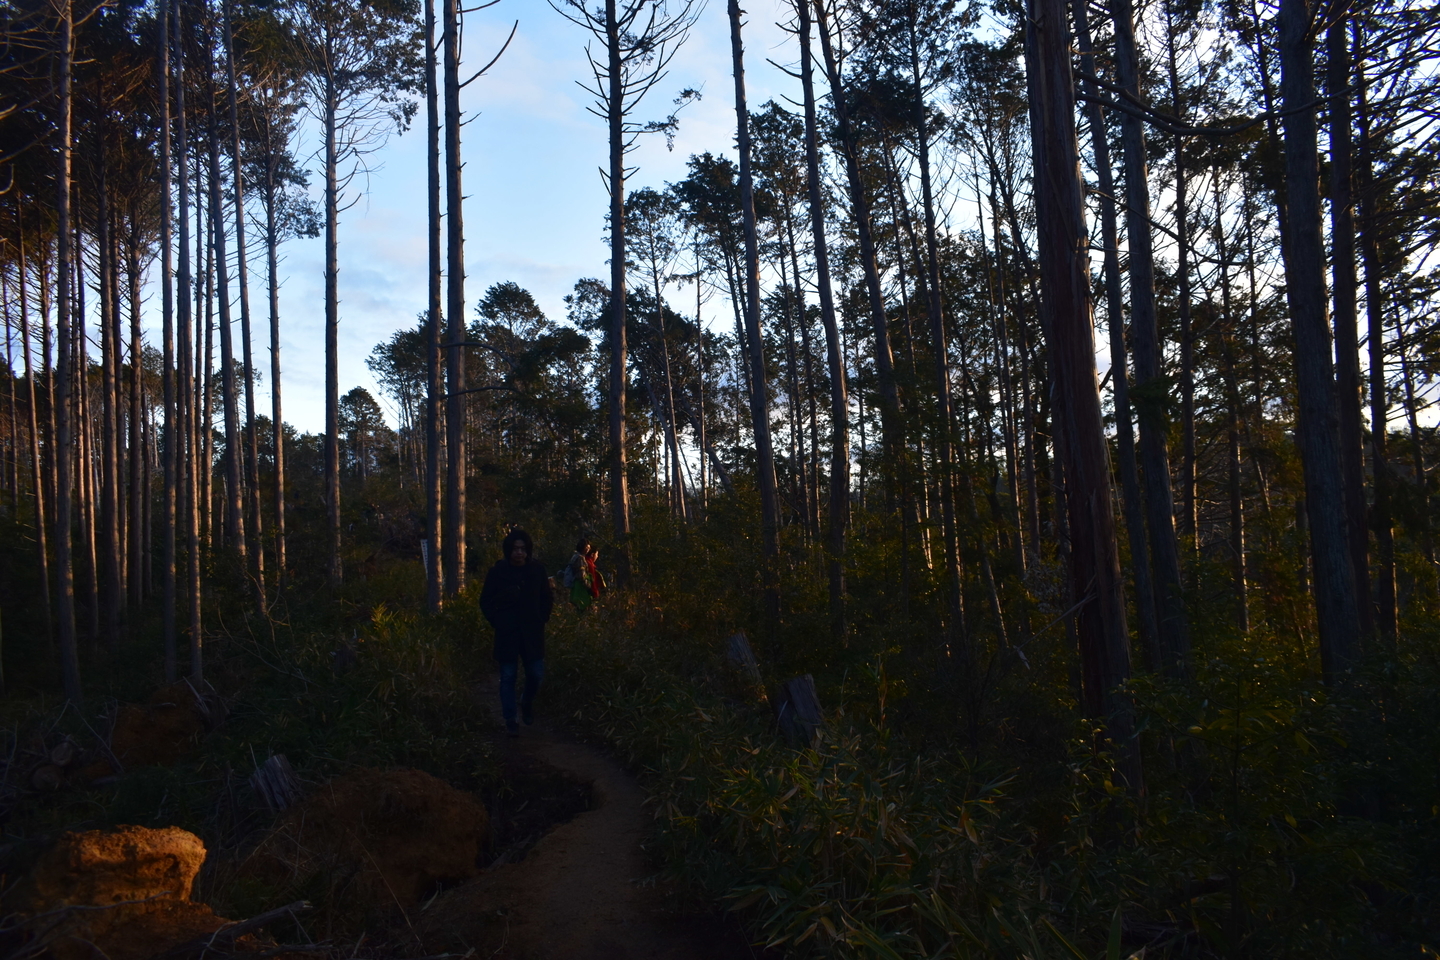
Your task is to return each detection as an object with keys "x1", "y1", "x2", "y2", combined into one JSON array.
[{"x1": 417, "y1": 677, "x2": 763, "y2": 960}]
